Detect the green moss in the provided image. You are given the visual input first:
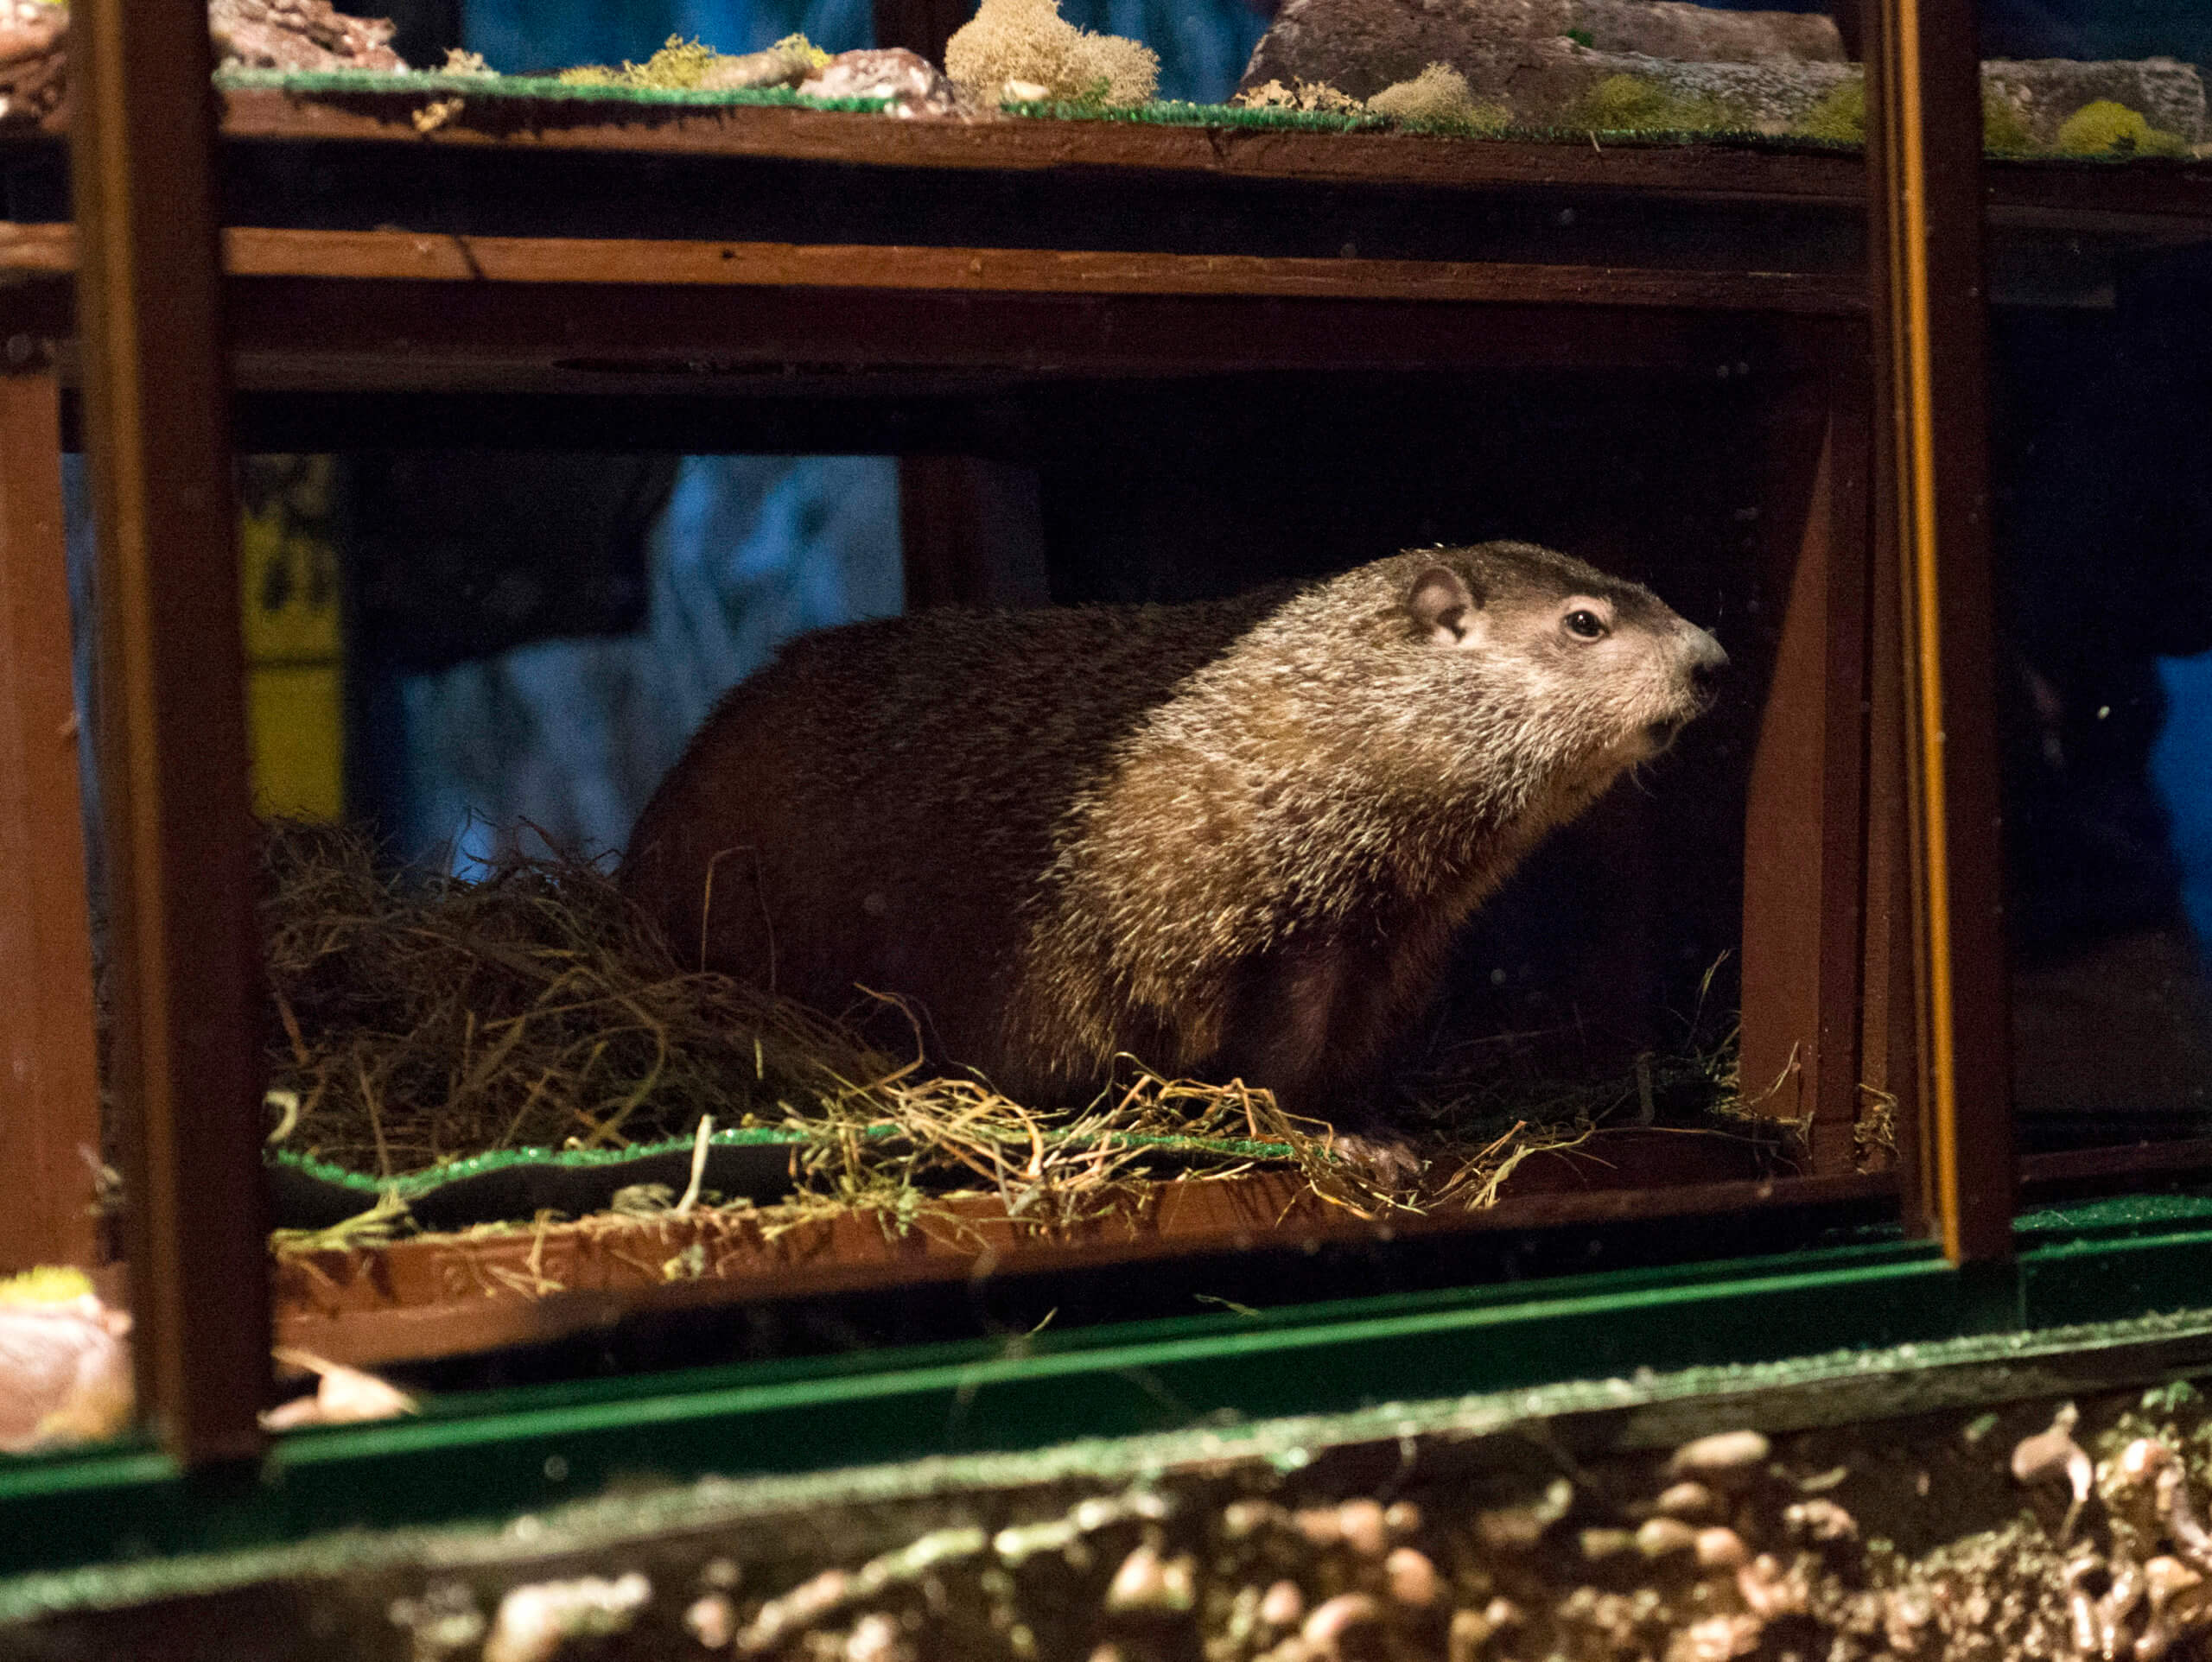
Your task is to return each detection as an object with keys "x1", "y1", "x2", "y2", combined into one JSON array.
[
  {"x1": 1796, "y1": 77, "x2": 2046, "y2": 153},
  {"x1": 556, "y1": 32, "x2": 828, "y2": 92},
  {"x1": 1981, "y1": 90, "x2": 2034, "y2": 153},
  {"x1": 2056, "y1": 98, "x2": 2189, "y2": 157},
  {"x1": 1565, "y1": 27, "x2": 1594, "y2": 48},
  {"x1": 1796, "y1": 77, "x2": 1864, "y2": 143},
  {"x1": 1560, "y1": 73, "x2": 1743, "y2": 136}
]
